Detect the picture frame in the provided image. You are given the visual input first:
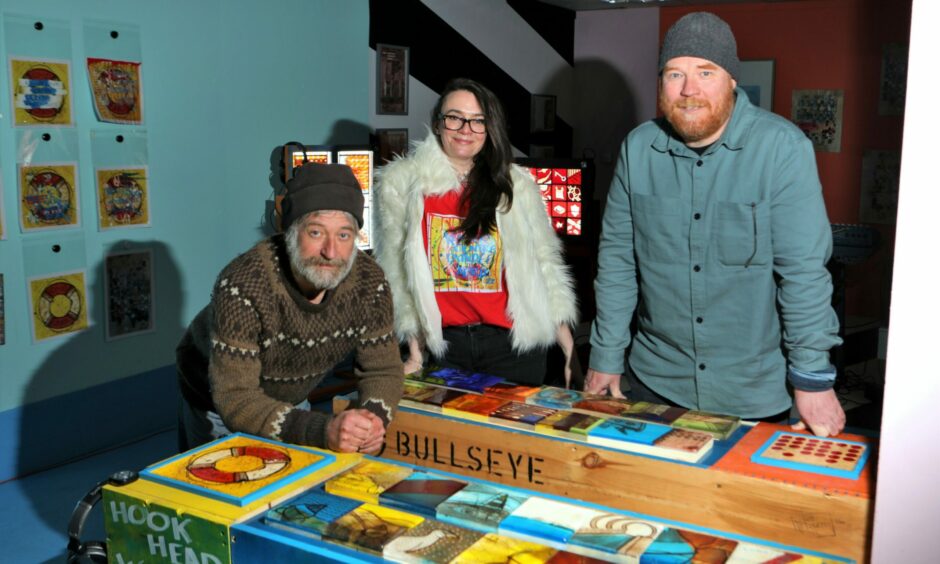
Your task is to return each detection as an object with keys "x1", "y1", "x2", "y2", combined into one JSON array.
[
  {"x1": 878, "y1": 43, "x2": 908, "y2": 116},
  {"x1": 530, "y1": 94, "x2": 556, "y2": 133},
  {"x1": 376, "y1": 44, "x2": 409, "y2": 115},
  {"x1": 376, "y1": 128, "x2": 409, "y2": 164},
  {"x1": 104, "y1": 248, "x2": 155, "y2": 340},
  {"x1": 859, "y1": 149, "x2": 901, "y2": 224},
  {"x1": 792, "y1": 89, "x2": 844, "y2": 153},
  {"x1": 0, "y1": 273, "x2": 5, "y2": 346},
  {"x1": 737, "y1": 60, "x2": 775, "y2": 112}
]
